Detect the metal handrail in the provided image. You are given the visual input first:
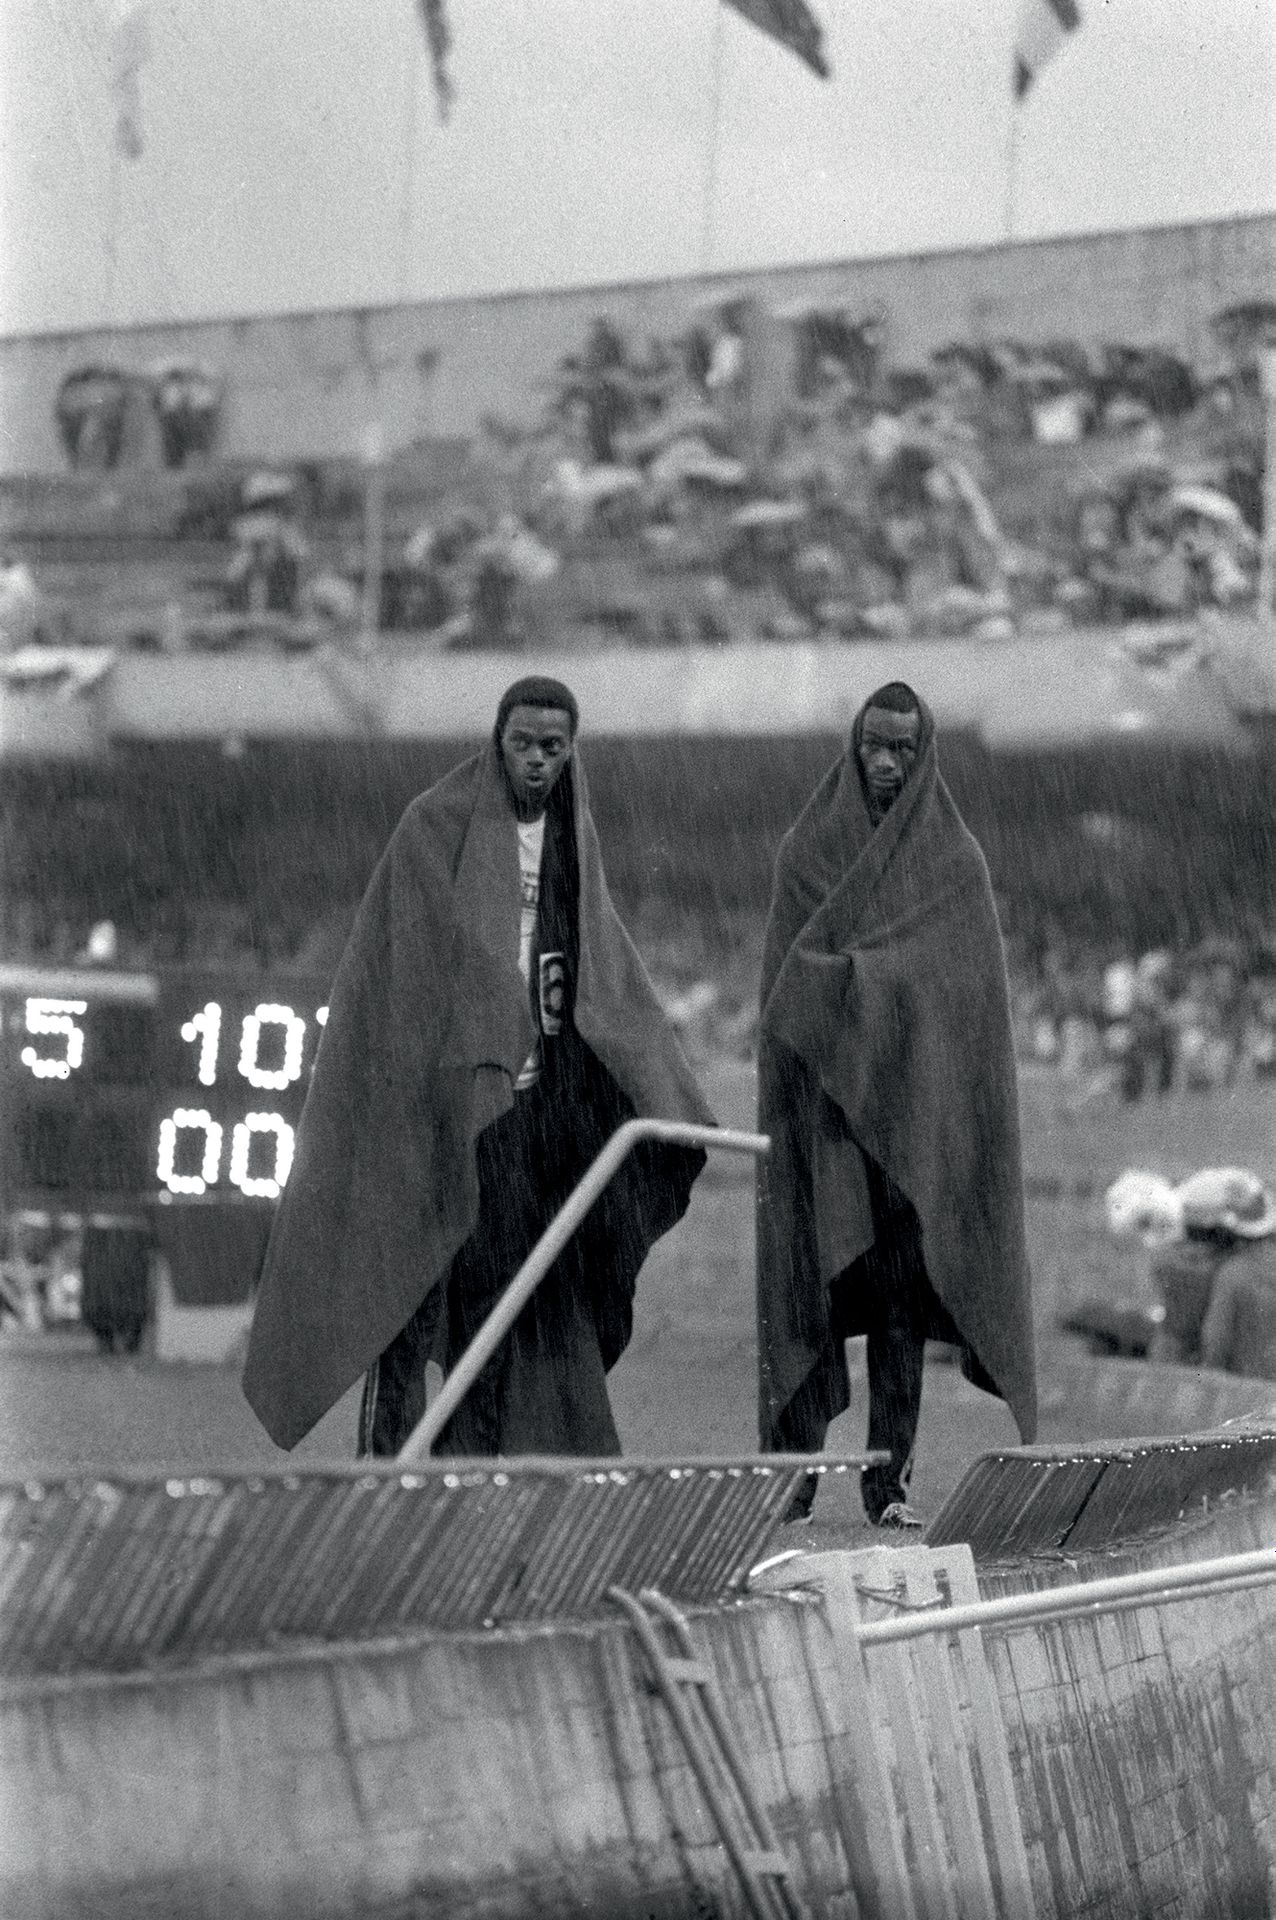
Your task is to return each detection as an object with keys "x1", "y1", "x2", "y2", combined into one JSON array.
[
  {"x1": 397, "y1": 1119, "x2": 770, "y2": 1462},
  {"x1": 854, "y1": 1545, "x2": 1276, "y2": 1644}
]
